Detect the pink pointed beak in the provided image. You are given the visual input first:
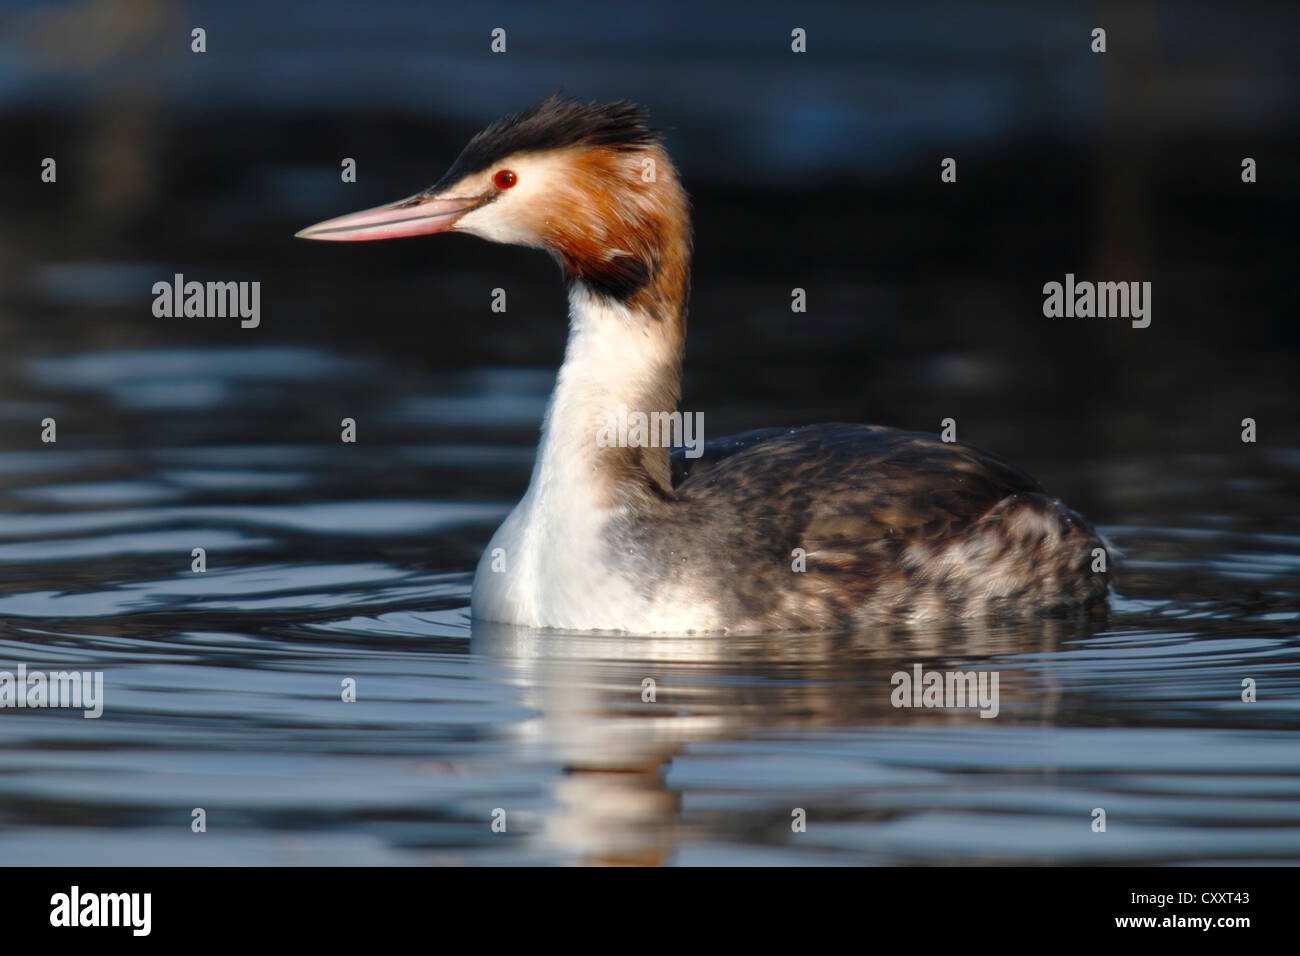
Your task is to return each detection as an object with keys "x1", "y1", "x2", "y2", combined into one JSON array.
[{"x1": 295, "y1": 192, "x2": 485, "y2": 242}]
